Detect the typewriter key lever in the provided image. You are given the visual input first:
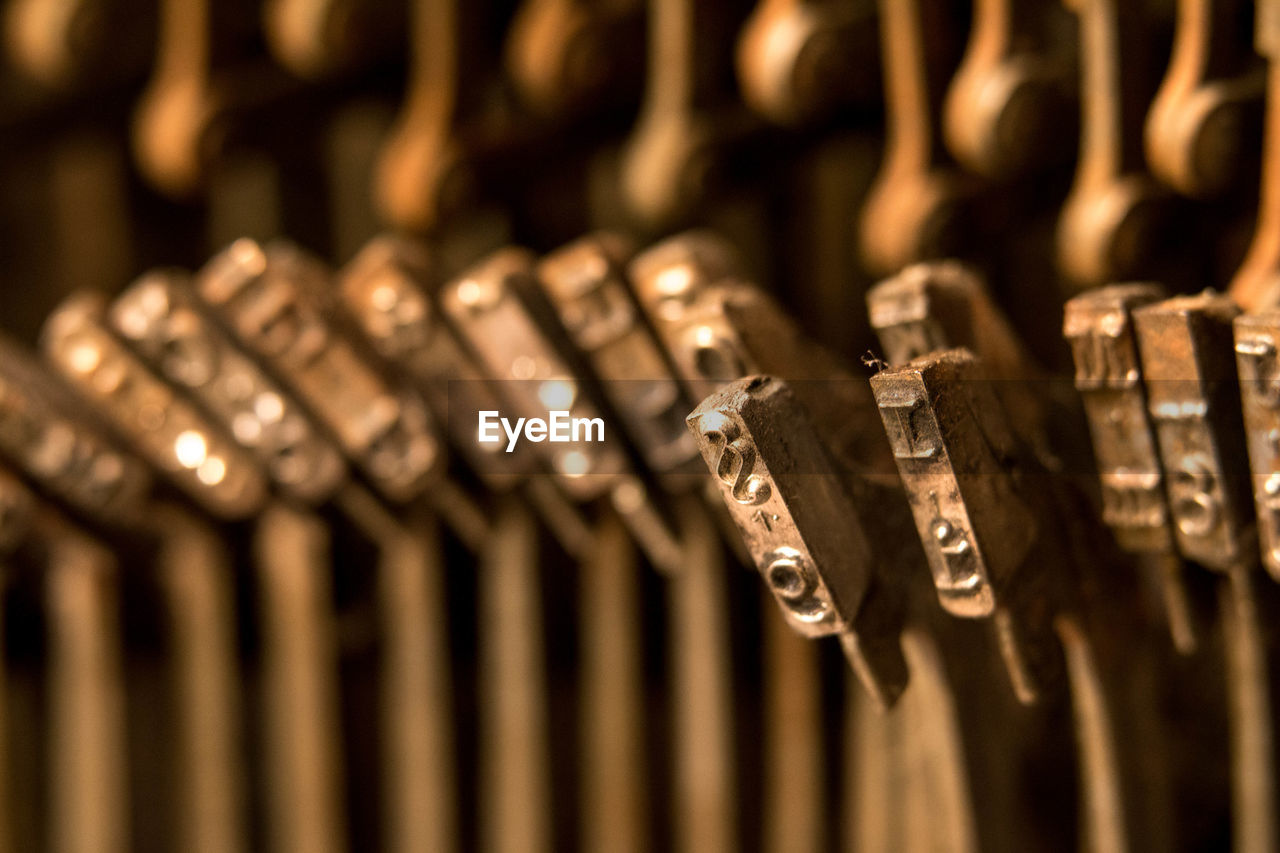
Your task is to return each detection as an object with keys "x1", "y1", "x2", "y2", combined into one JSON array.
[
  {"x1": 42, "y1": 291, "x2": 269, "y2": 520},
  {"x1": 1058, "y1": 0, "x2": 1170, "y2": 287},
  {"x1": 441, "y1": 246, "x2": 683, "y2": 572},
  {"x1": 197, "y1": 239, "x2": 443, "y2": 506},
  {"x1": 736, "y1": 0, "x2": 877, "y2": 126},
  {"x1": 942, "y1": 0, "x2": 1073, "y2": 179},
  {"x1": 1145, "y1": 0, "x2": 1263, "y2": 199},
  {"x1": 688, "y1": 376, "x2": 908, "y2": 709},
  {"x1": 619, "y1": 0, "x2": 751, "y2": 229},
  {"x1": 376, "y1": 0, "x2": 488, "y2": 232},
  {"x1": 111, "y1": 269, "x2": 350, "y2": 507},
  {"x1": 1064, "y1": 284, "x2": 1200, "y2": 653},
  {"x1": 505, "y1": 0, "x2": 643, "y2": 117},
  {"x1": 1135, "y1": 292, "x2": 1280, "y2": 851},
  {"x1": 871, "y1": 350, "x2": 1062, "y2": 704},
  {"x1": 859, "y1": 0, "x2": 973, "y2": 275},
  {"x1": 1228, "y1": 0, "x2": 1280, "y2": 311},
  {"x1": 1132, "y1": 292, "x2": 1254, "y2": 571},
  {"x1": 1235, "y1": 311, "x2": 1280, "y2": 583}
]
